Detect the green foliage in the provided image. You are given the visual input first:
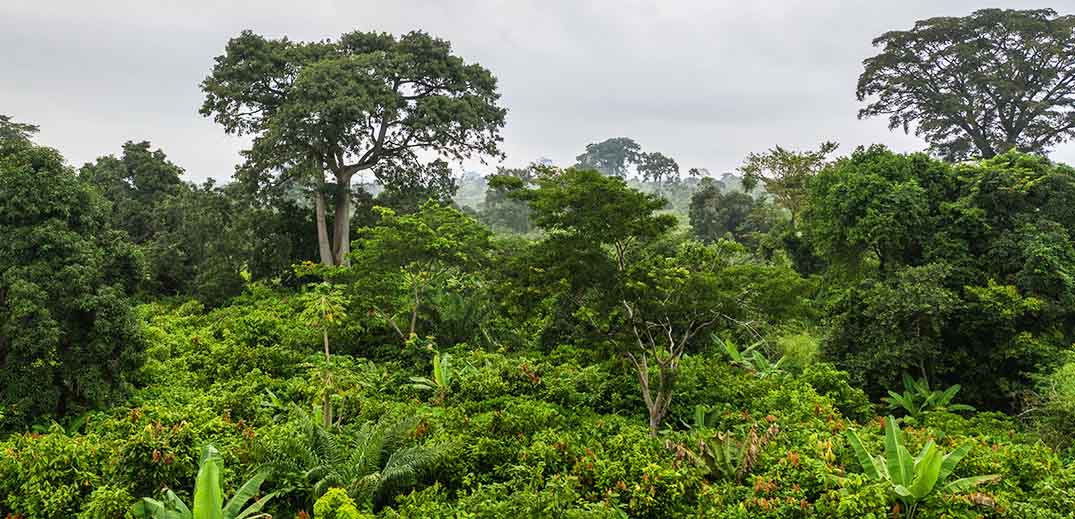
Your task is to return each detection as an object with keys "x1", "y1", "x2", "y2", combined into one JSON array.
[
  {"x1": 313, "y1": 488, "x2": 372, "y2": 519},
  {"x1": 132, "y1": 445, "x2": 276, "y2": 519},
  {"x1": 882, "y1": 375, "x2": 975, "y2": 419},
  {"x1": 80, "y1": 140, "x2": 184, "y2": 245},
  {"x1": 268, "y1": 410, "x2": 448, "y2": 511},
  {"x1": 0, "y1": 427, "x2": 107, "y2": 518},
  {"x1": 12, "y1": 21, "x2": 1075, "y2": 517},
  {"x1": 410, "y1": 351, "x2": 454, "y2": 403},
  {"x1": 574, "y1": 137, "x2": 642, "y2": 178},
  {"x1": 142, "y1": 180, "x2": 247, "y2": 304},
  {"x1": 637, "y1": 151, "x2": 680, "y2": 188},
  {"x1": 516, "y1": 168, "x2": 675, "y2": 244},
  {"x1": 335, "y1": 201, "x2": 491, "y2": 345},
  {"x1": 738, "y1": 141, "x2": 837, "y2": 224},
  {"x1": 298, "y1": 282, "x2": 350, "y2": 427},
  {"x1": 688, "y1": 180, "x2": 777, "y2": 245},
  {"x1": 79, "y1": 485, "x2": 136, "y2": 519},
  {"x1": 479, "y1": 171, "x2": 534, "y2": 234},
  {"x1": 373, "y1": 159, "x2": 459, "y2": 215},
  {"x1": 809, "y1": 147, "x2": 1075, "y2": 408},
  {"x1": 845, "y1": 417, "x2": 999, "y2": 517},
  {"x1": 0, "y1": 114, "x2": 39, "y2": 143},
  {"x1": 798, "y1": 364, "x2": 874, "y2": 422},
  {"x1": 858, "y1": 8, "x2": 1075, "y2": 160},
  {"x1": 720, "y1": 338, "x2": 786, "y2": 378},
  {"x1": 0, "y1": 131, "x2": 145, "y2": 430},
  {"x1": 1032, "y1": 359, "x2": 1075, "y2": 450},
  {"x1": 201, "y1": 29, "x2": 506, "y2": 266},
  {"x1": 680, "y1": 423, "x2": 780, "y2": 483},
  {"x1": 774, "y1": 331, "x2": 819, "y2": 372}
]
